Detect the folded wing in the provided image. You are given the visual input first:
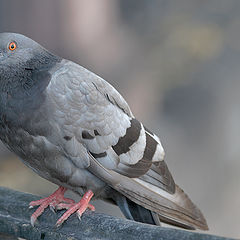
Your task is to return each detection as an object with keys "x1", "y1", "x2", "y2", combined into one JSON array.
[{"x1": 47, "y1": 60, "x2": 208, "y2": 230}]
